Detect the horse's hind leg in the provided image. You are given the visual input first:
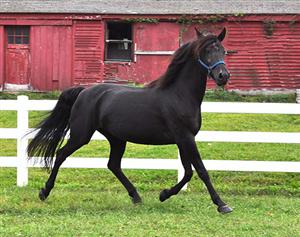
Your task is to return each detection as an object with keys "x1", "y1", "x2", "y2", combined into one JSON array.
[
  {"x1": 39, "y1": 128, "x2": 93, "y2": 201},
  {"x1": 159, "y1": 153, "x2": 193, "y2": 202},
  {"x1": 107, "y1": 137, "x2": 142, "y2": 204}
]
